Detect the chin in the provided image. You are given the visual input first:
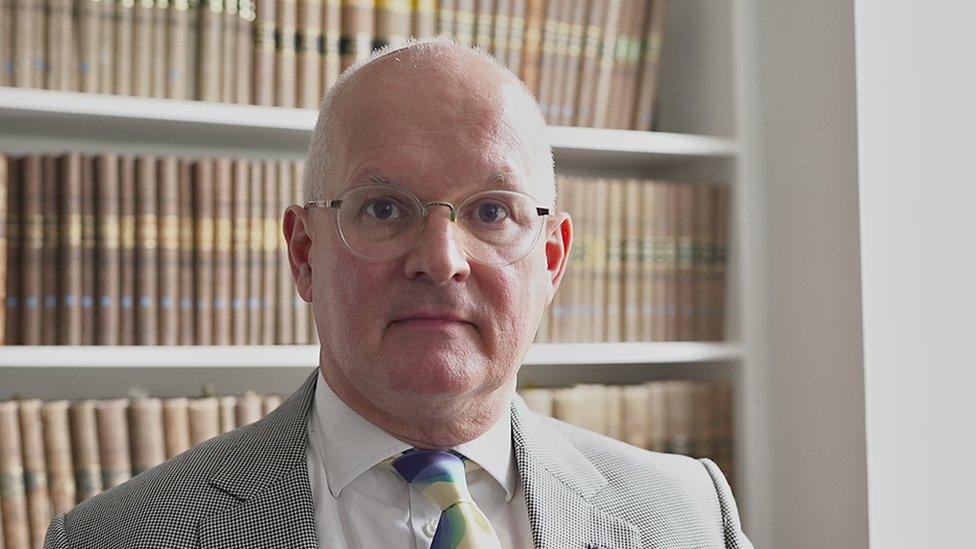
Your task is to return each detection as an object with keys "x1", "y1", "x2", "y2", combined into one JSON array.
[{"x1": 385, "y1": 353, "x2": 484, "y2": 398}]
